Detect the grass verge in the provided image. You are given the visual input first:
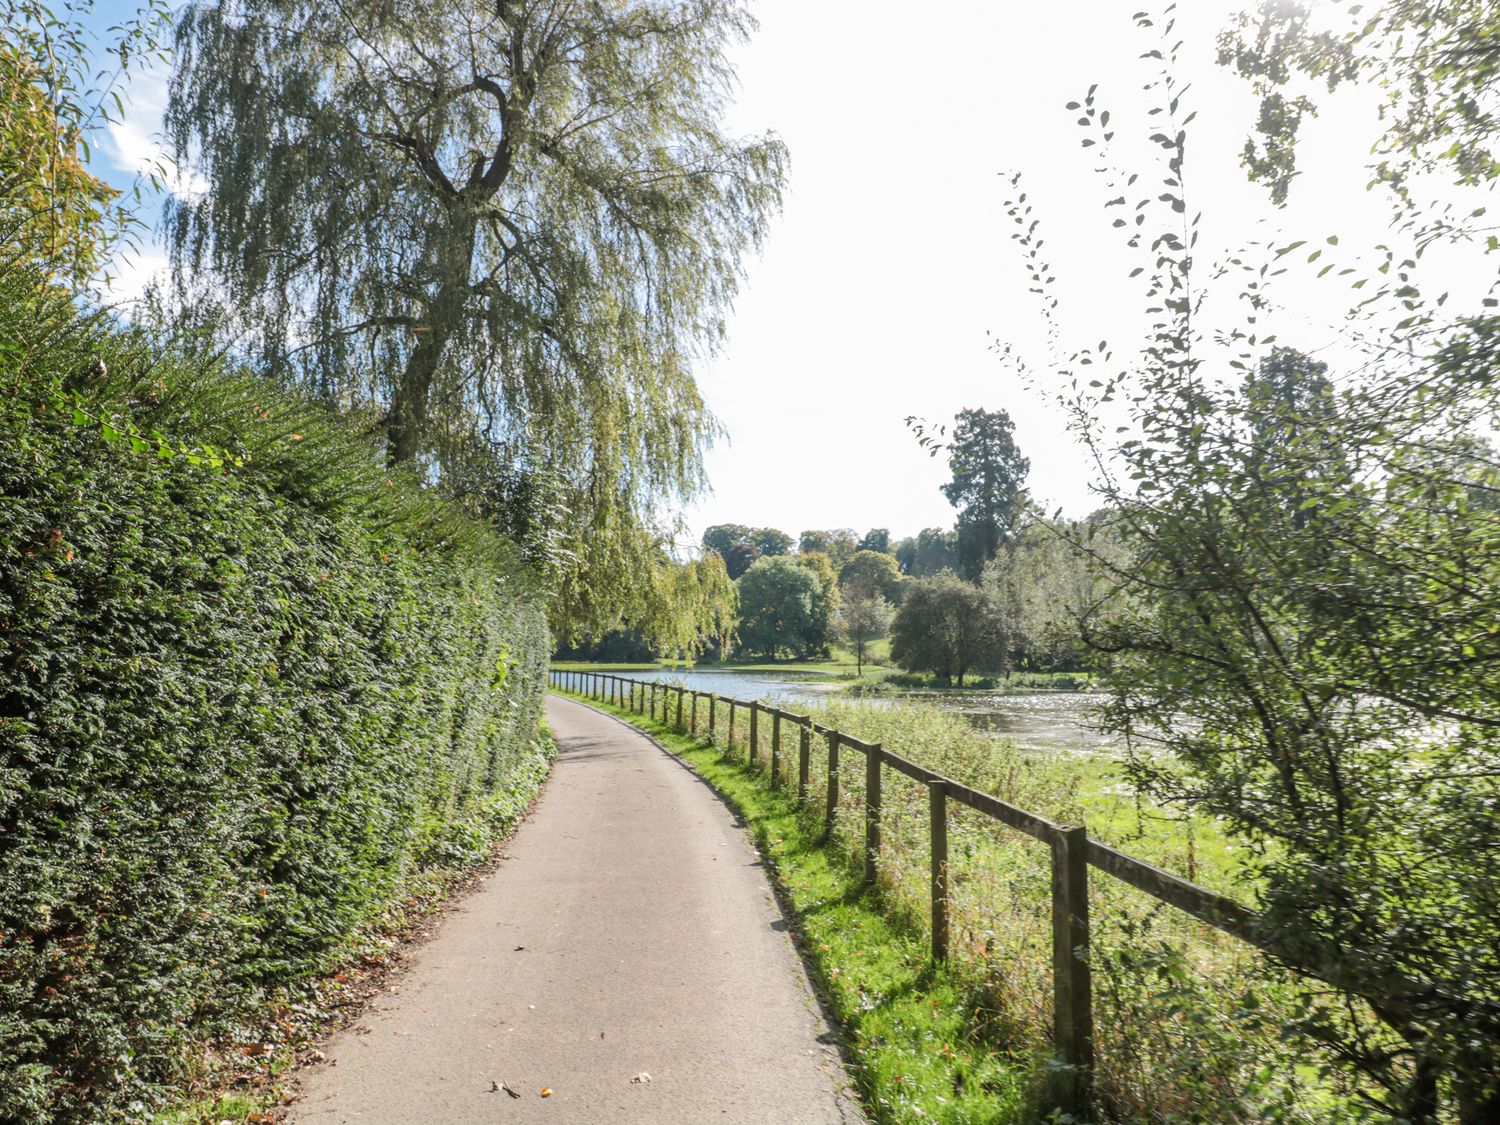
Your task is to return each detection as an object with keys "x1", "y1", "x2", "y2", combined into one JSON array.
[
  {"x1": 553, "y1": 689, "x2": 1048, "y2": 1124},
  {"x1": 554, "y1": 687, "x2": 1374, "y2": 1123}
]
